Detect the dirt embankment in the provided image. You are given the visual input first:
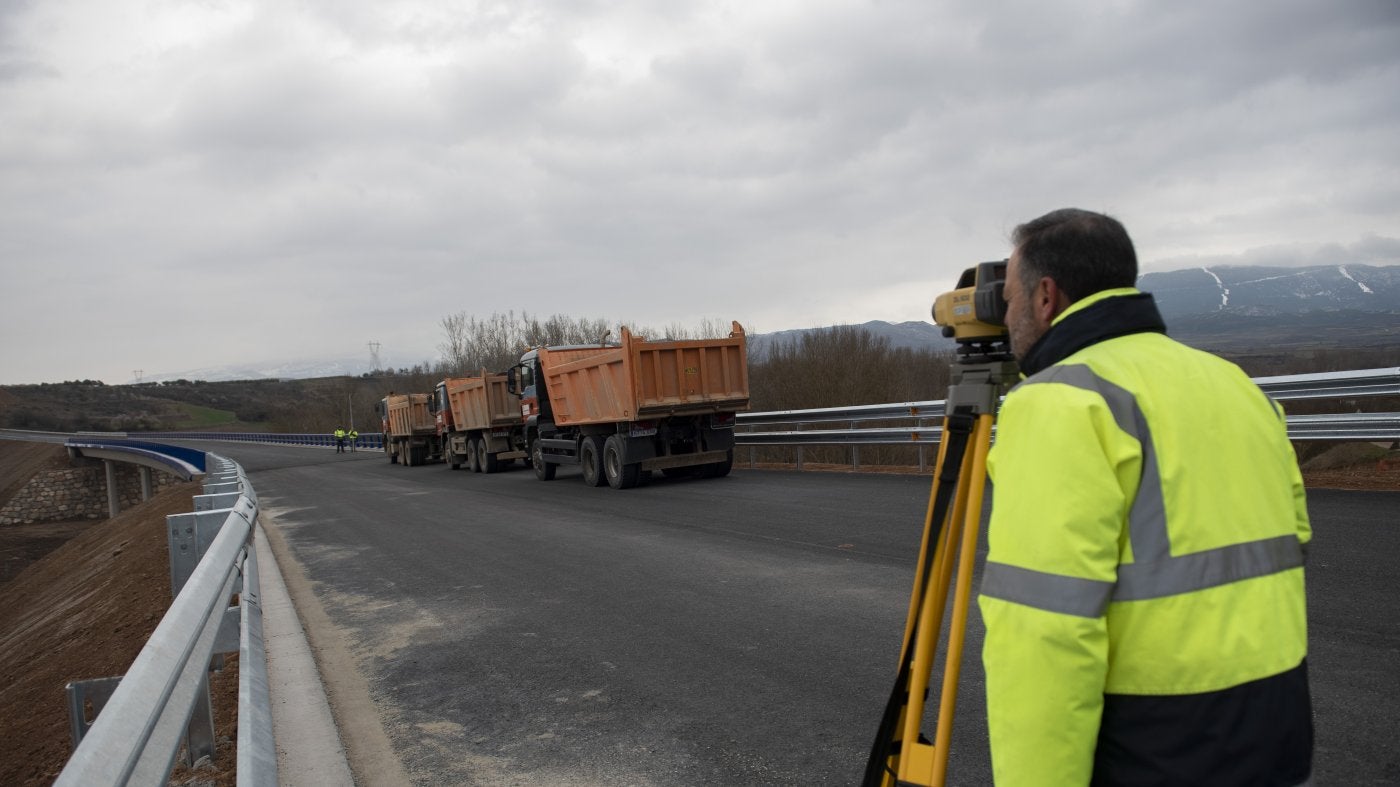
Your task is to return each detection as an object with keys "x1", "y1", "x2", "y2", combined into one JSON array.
[{"x1": 0, "y1": 443, "x2": 236, "y2": 786}]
